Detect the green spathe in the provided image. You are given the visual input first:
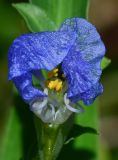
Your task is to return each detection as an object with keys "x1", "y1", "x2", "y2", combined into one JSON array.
[{"x1": 34, "y1": 115, "x2": 74, "y2": 160}]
